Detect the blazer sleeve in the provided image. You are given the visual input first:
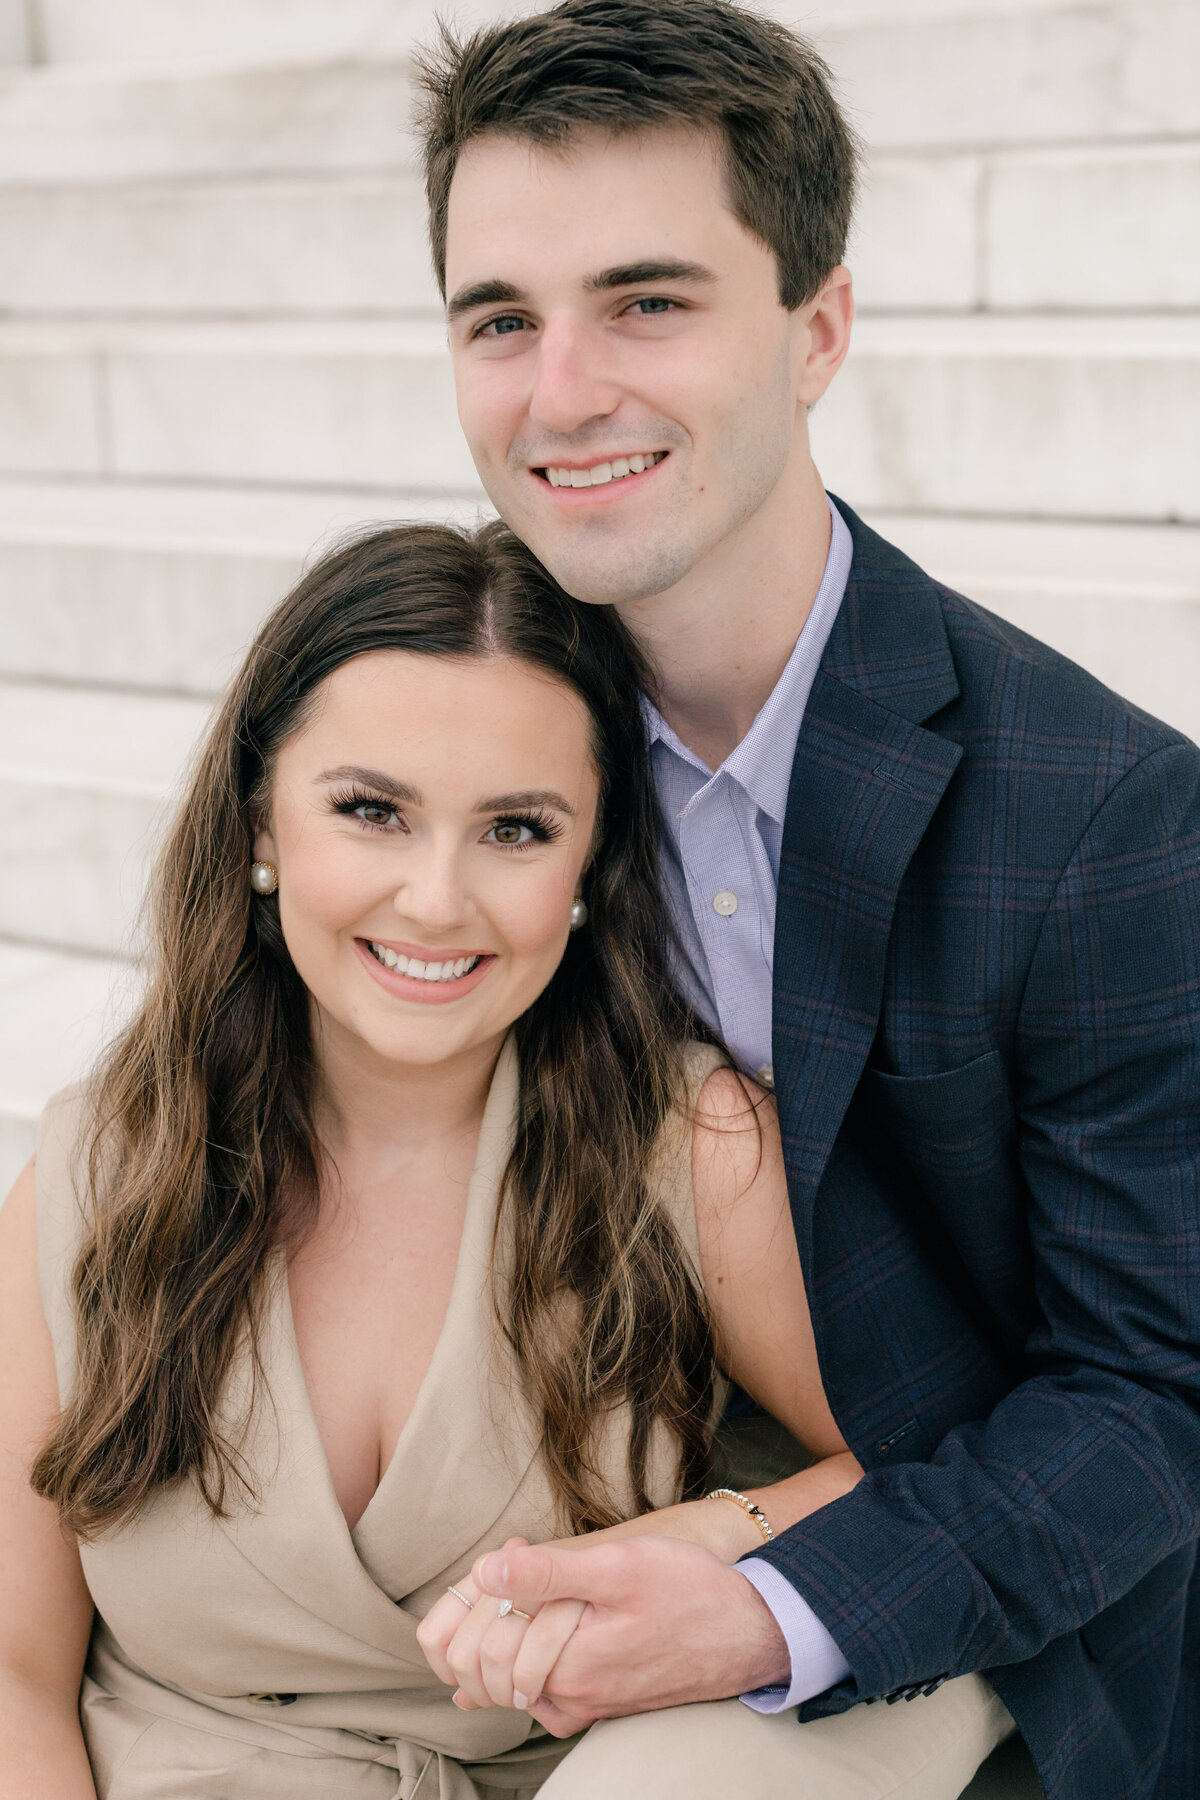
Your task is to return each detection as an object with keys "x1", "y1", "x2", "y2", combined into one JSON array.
[{"x1": 749, "y1": 739, "x2": 1200, "y2": 1705}]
